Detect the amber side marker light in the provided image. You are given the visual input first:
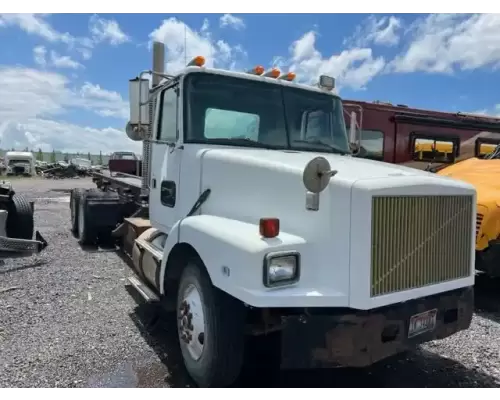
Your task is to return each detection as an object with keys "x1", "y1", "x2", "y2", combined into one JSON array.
[{"x1": 260, "y1": 218, "x2": 280, "y2": 238}]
